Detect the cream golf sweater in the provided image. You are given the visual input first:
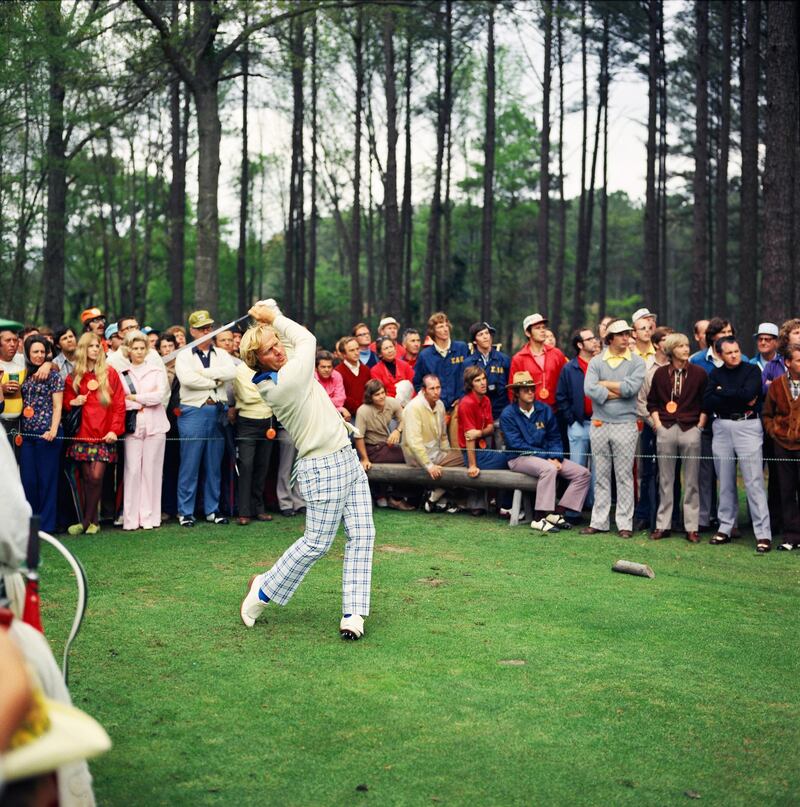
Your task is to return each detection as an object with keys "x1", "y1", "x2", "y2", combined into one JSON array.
[{"x1": 254, "y1": 315, "x2": 350, "y2": 459}]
